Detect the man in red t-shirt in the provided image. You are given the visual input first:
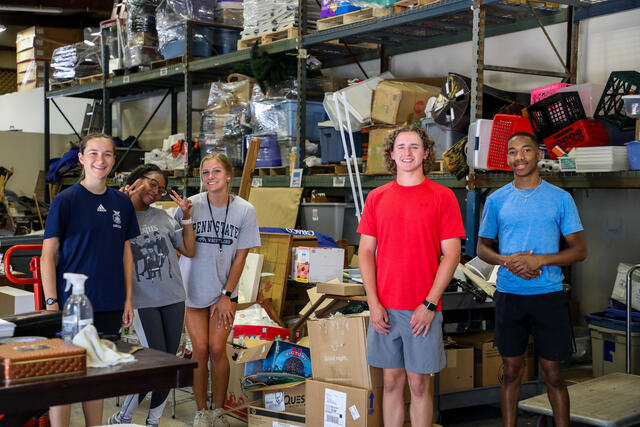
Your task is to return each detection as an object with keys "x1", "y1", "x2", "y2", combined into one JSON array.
[{"x1": 358, "y1": 125, "x2": 465, "y2": 427}]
